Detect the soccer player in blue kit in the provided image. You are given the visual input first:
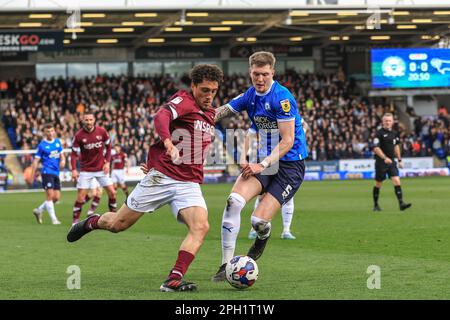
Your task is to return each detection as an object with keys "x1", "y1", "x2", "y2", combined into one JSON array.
[
  {"x1": 212, "y1": 51, "x2": 308, "y2": 281},
  {"x1": 31, "y1": 123, "x2": 66, "y2": 225}
]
